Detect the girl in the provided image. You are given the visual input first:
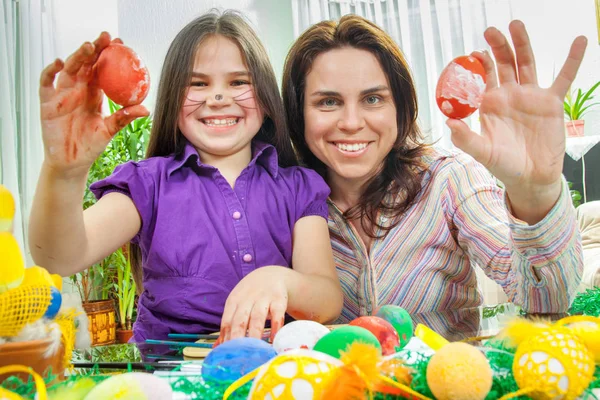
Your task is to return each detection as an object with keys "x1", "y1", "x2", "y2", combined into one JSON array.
[{"x1": 29, "y1": 10, "x2": 343, "y2": 342}]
